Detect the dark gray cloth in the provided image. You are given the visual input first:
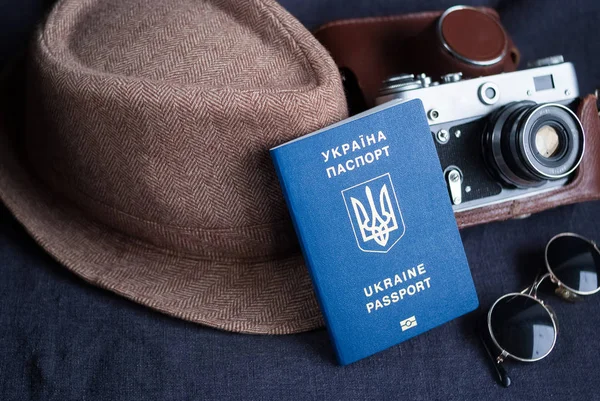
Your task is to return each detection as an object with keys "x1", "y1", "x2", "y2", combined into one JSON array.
[
  {"x1": 1, "y1": 0, "x2": 600, "y2": 399},
  {"x1": 3, "y1": 203, "x2": 600, "y2": 400}
]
